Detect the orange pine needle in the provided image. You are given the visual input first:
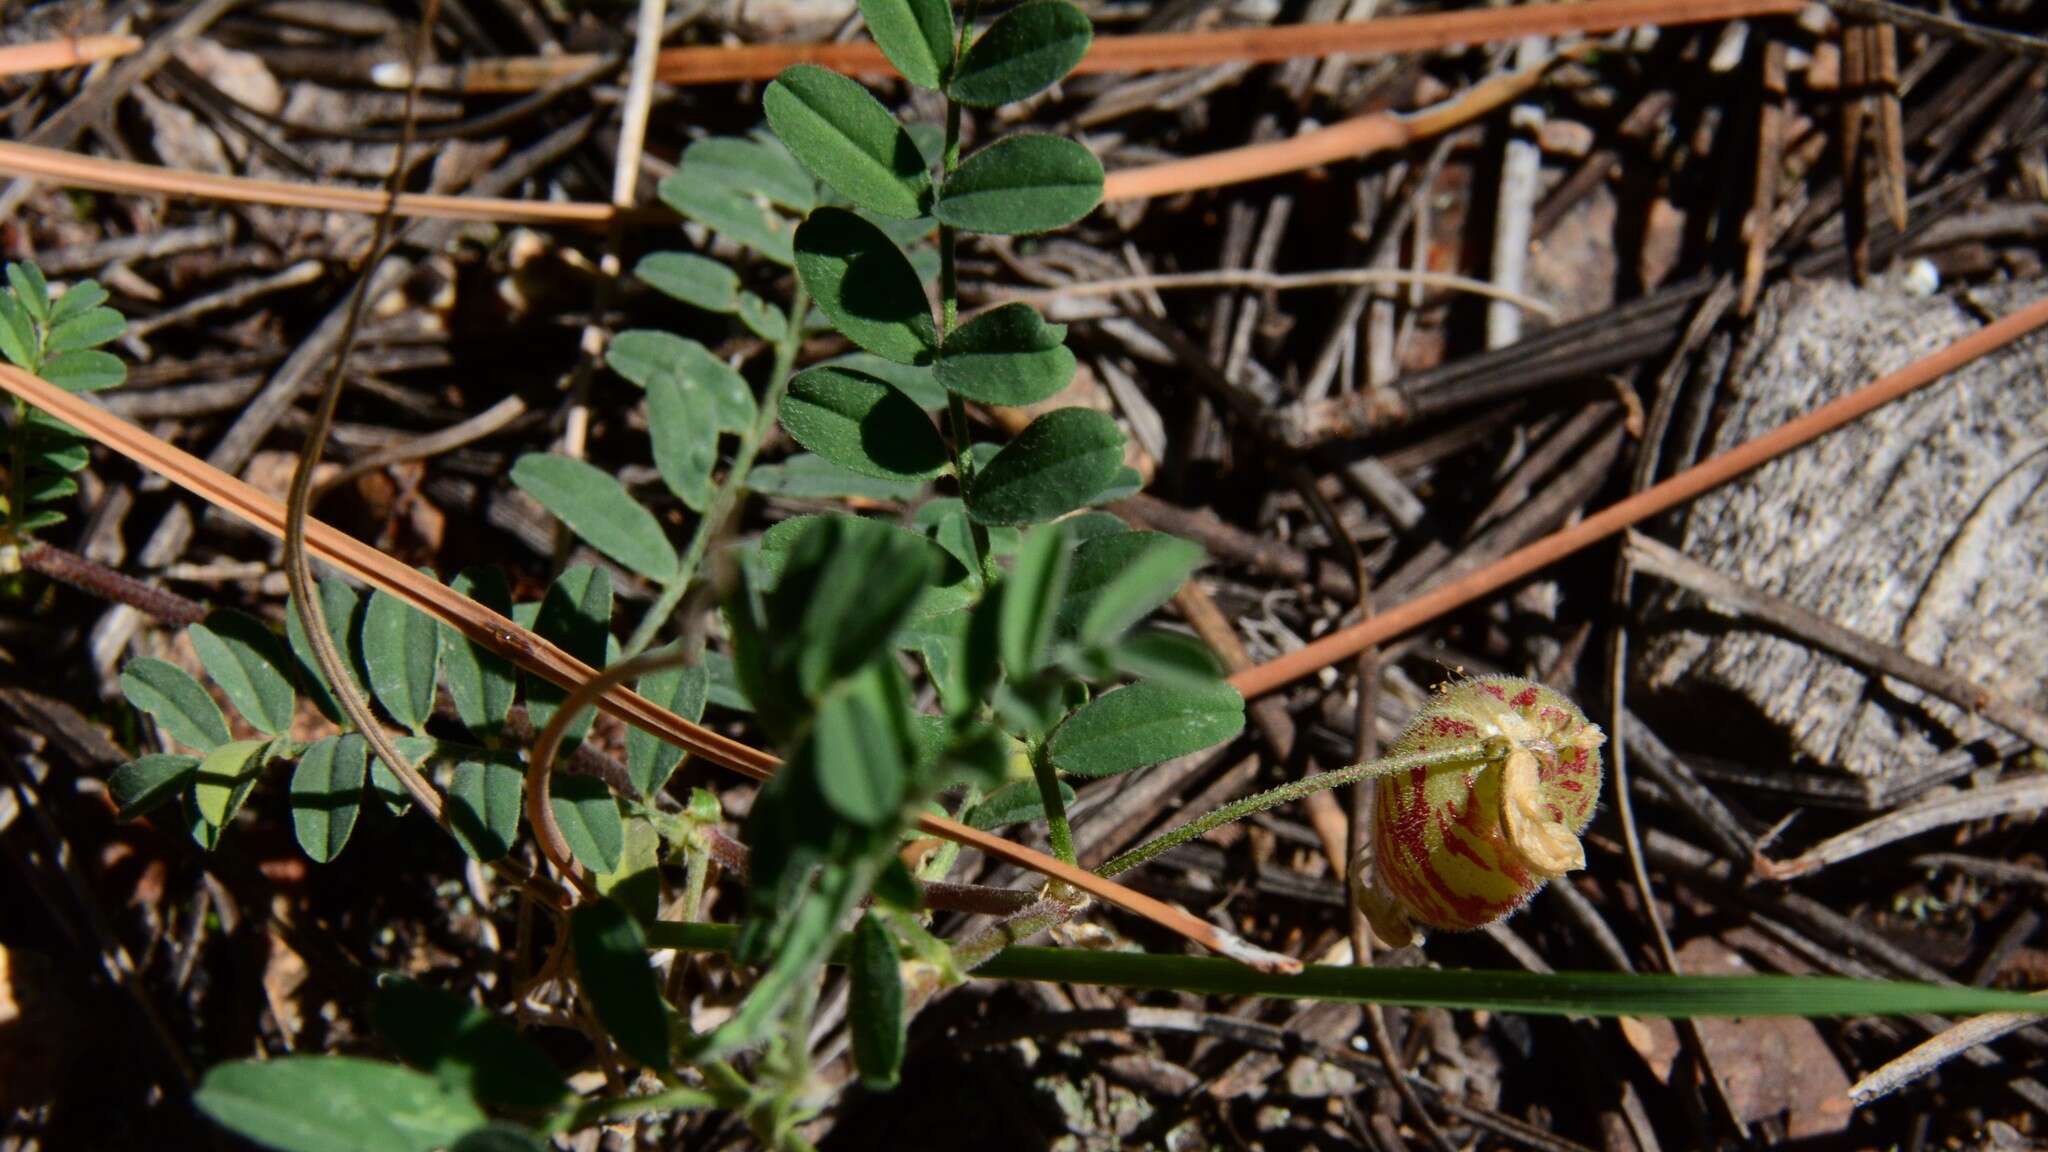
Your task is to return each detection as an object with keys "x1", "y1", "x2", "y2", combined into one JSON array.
[{"x1": 0, "y1": 34, "x2": 141, "y2": 78}]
